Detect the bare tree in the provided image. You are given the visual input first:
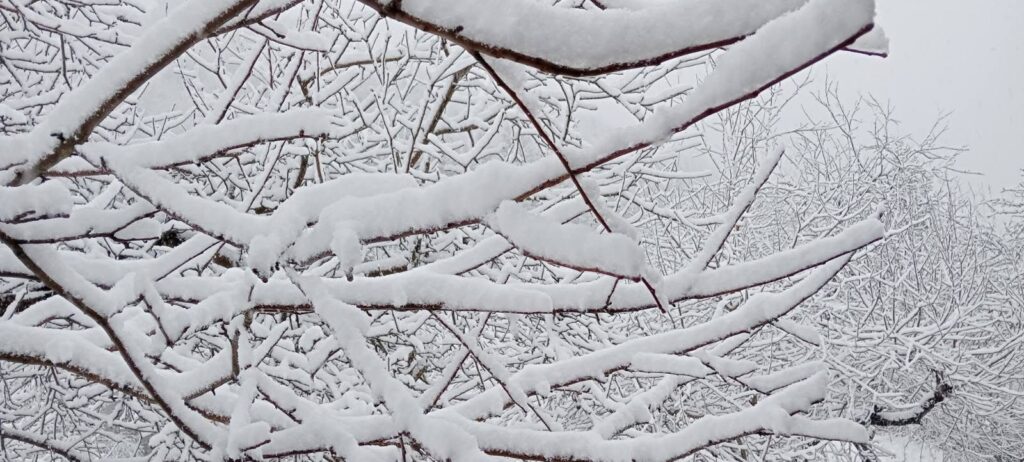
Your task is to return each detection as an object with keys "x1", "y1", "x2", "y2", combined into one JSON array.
[
  {"x1": 0, "y1": 0, "x2": 892, "y2": 460},
  {"x1": 690, "y1": 81, "x2": 1024, "y2": 461}
]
